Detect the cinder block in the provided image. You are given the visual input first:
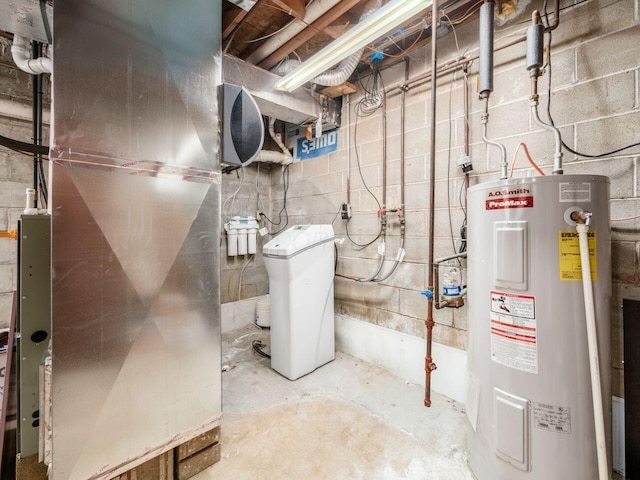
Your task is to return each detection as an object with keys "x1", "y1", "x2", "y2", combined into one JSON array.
[
  {"x1": 401, "y1": 236, "x2": 430, "y2": 264},
  {"x1": 376, "y1": 309, "x2": 424, "y2": 338},
  {"x1": 353, "y1": 116, "x2": 381, "y2": 144},
  {"x1": 574, "y1": 111, "x2": 640, "y2": 168},
  {"x1": 562, "y1": 156, "x2": 634, "y2": 200},
  {"x1": 399, "y1": 287, "x2": 428, "y2": 320},
  {"x1": 0, "y1": 180, "x2": 30, "y2": 209},
  {"x1": 404, "y1": 126, "x2": 430, "y2": 157},
  {"x1": 611, "y1": 241, "x2": 638, "y2": 283},
  {"x1": 335, "y1": 299, "x2": 379, "y2": 326},
  {"x1": 550, "y1": 72, "x2": 635, "y2": 126},
  {"x1": 610, "y1": 198, "x2": 640, "y2": 241},
  {"x1": 301, "y1": 156, "x2": 329, "y2": 177},
  {"x1": 353, "y1": 143, "x2": 381, "y2": 169},
  {"x1": 550, "y1": 0, "x2": 635, "y2": 51},
  {"x1": 431, "y1": 322, "x2": 466, "y2": 350},
  {"x1": 380, "y1": 261, "x2": 426, "y2": 290},
  {"x1": 0, "y1": 264, "x2": 13, "y2": 293},
  {"x1": 452, "y1": 304, "x2": 468, "y2": 331}
]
